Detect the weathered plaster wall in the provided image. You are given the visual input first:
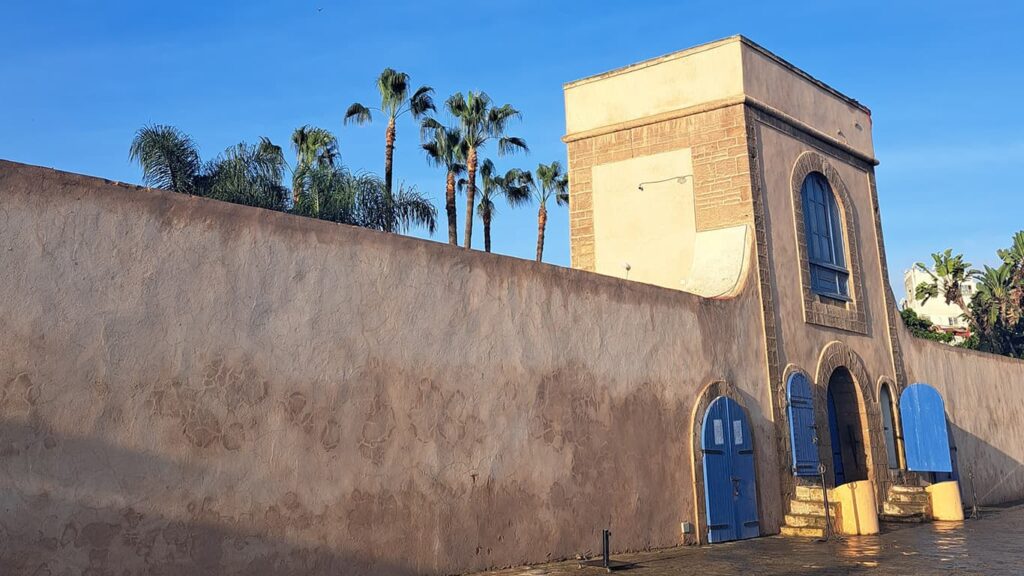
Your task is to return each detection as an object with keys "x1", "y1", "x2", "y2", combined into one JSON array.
[
  {"x1": 0, "y1": 161, "x2": 779, "y2": 575},
  {"x1": 752, "y1": 113, "x2": 895, "y2": 505},
  {"x1": 898, "y1": 322, "x2": 1024, "y2": 506}
]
